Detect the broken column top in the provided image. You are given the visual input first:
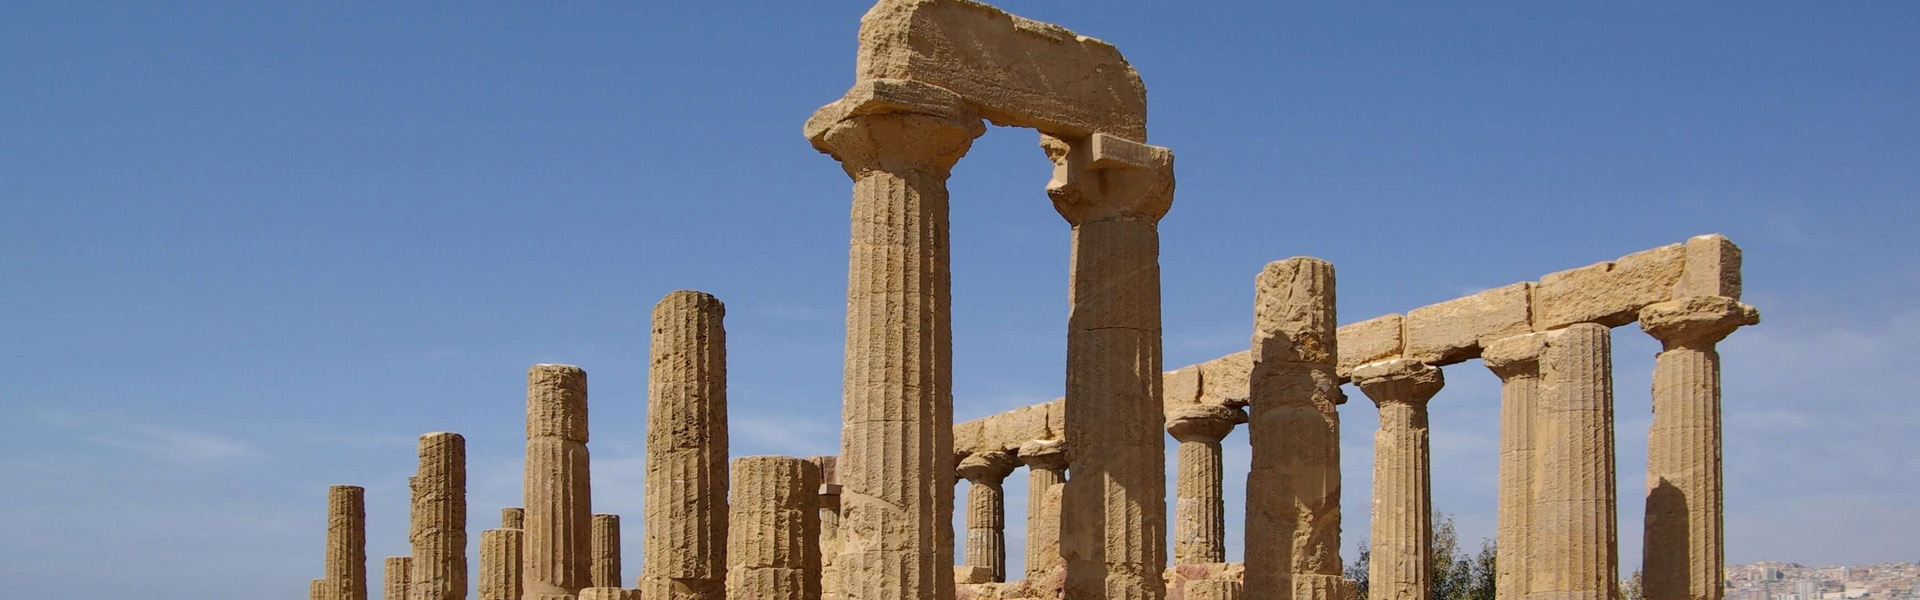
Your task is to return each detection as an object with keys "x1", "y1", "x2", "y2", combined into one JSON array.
[{"x1": 527, "y1": 364, "x2": 588, "y2": 443}]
